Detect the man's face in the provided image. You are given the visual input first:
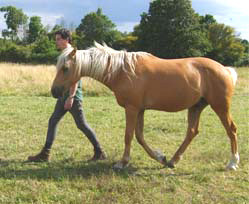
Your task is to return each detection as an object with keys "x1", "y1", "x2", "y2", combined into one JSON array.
[{"x1": 55, "y1": 34, "x2": 68, "y2": 50}]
